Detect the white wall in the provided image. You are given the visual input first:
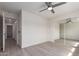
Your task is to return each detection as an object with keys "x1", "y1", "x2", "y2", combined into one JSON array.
[
  {"x1": 49, "y1": 20, "x2": 60, "y2": 41},
  {"x1": 21, "y1": 10, "x2": 48, "y2": 48}
]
